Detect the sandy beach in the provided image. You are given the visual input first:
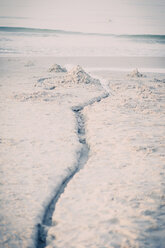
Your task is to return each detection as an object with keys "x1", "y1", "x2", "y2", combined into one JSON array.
[
  {"x1": 1, "y1": 0, "x2": 165, "y2": 246},
  {"x1": 0, "y1": 57, "x2": 164, "y2": 248}
]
